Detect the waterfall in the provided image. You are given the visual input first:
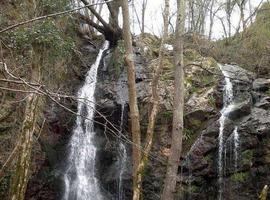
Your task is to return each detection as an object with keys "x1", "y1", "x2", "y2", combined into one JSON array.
[
  {"x1": 118, "y1": 140, "x2": 127, "y2": 200},
  {"x1": 218, "y1": 64, "x2": 234, "y2": 200},
  {"x1": 187, "y1": 154, "x2": 192, "y2": 200},
  {"x1": 63, "y1": 41, "x2": 109, "y2": 200},
  {"x1": 233, "y1": 126, "x2": 239, "y2": 170},
  {"x1": 116, "y1": 102, "x2": 127, "y2": 200},
  {"x1": 115, "y1": 69, "x2": 129, "y2": 200}
]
